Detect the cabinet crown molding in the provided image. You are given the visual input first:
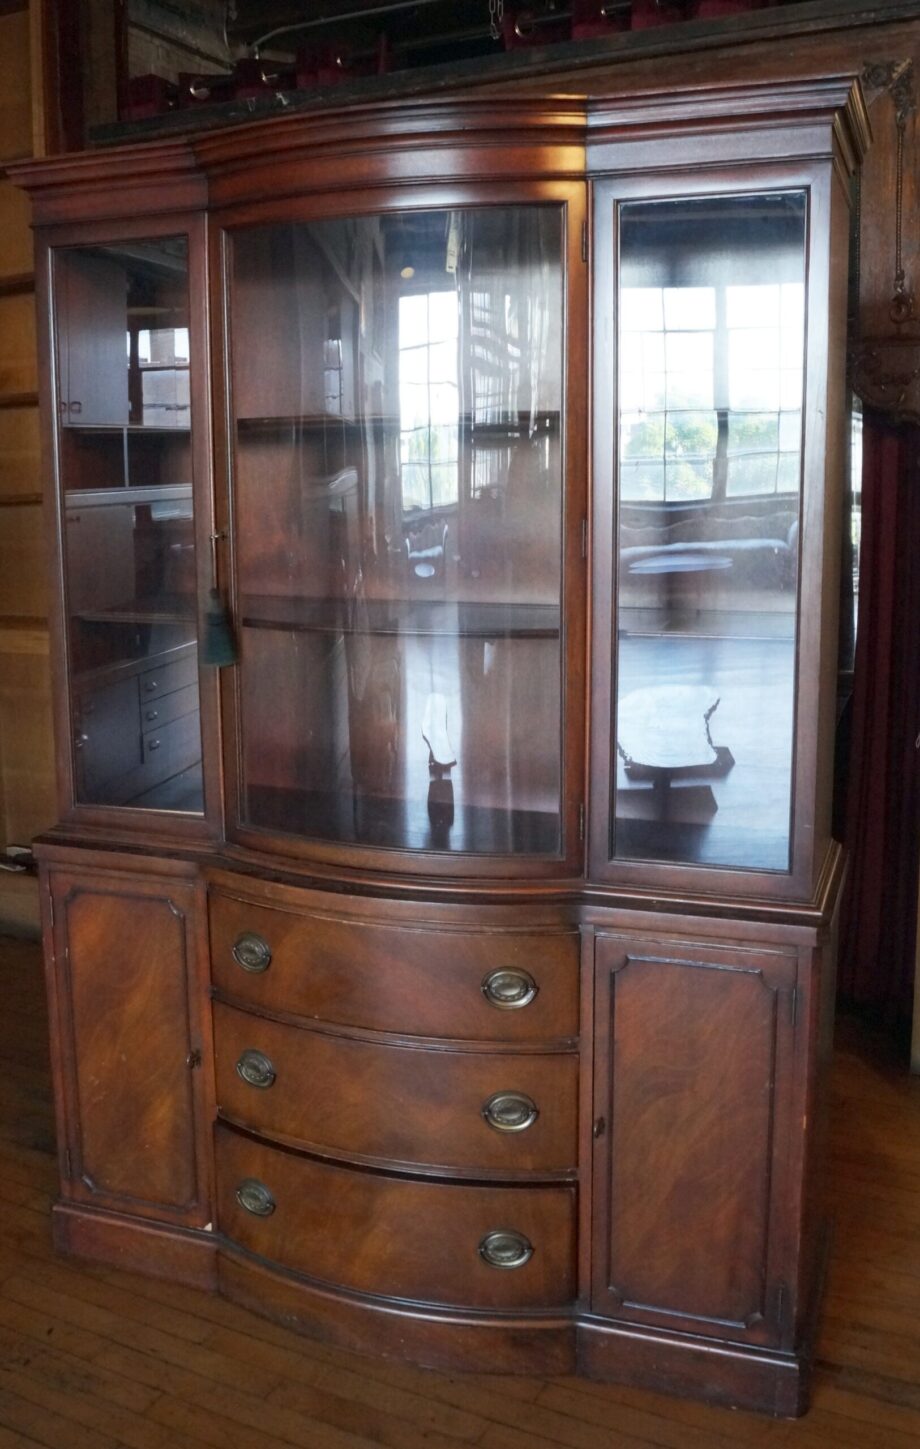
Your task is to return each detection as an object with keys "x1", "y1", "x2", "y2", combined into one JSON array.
[{"x1": 11, "y1": 77, "x2": 870, "y2": 226}]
